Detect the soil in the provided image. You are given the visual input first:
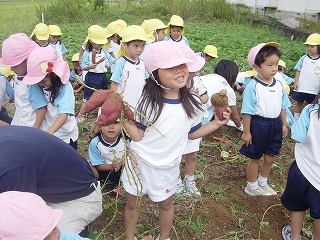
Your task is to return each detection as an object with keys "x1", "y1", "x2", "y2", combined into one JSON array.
[{"x1": 72, "y1": 92, "x2": 302, "y2": 240}]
